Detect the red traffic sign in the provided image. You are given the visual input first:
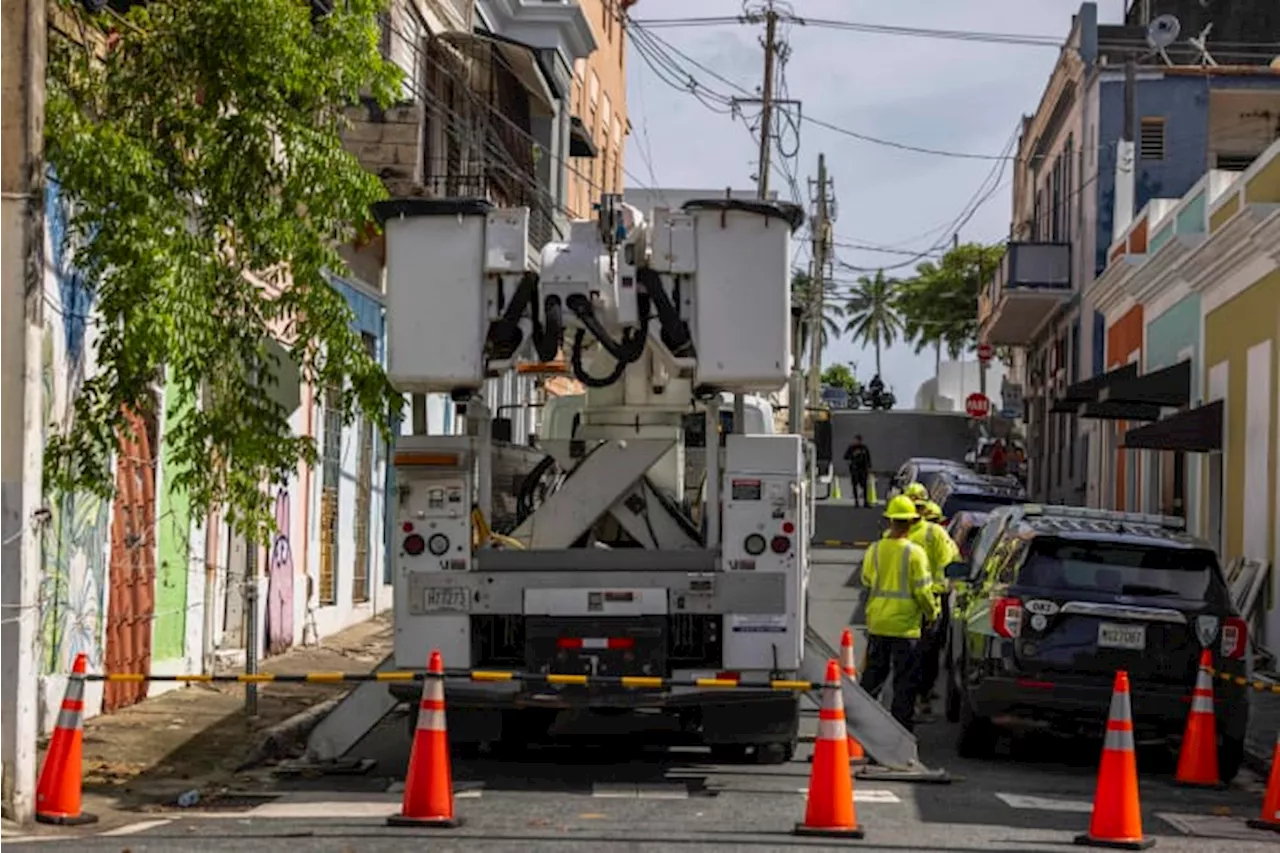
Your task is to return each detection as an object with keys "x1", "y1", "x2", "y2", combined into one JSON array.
[
  {"x1": 965, "y1": 392, "x2": 991, "y2": 419},
  {"x1": 977, "y1": 343, "x2": 994, "y2": 363}
]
